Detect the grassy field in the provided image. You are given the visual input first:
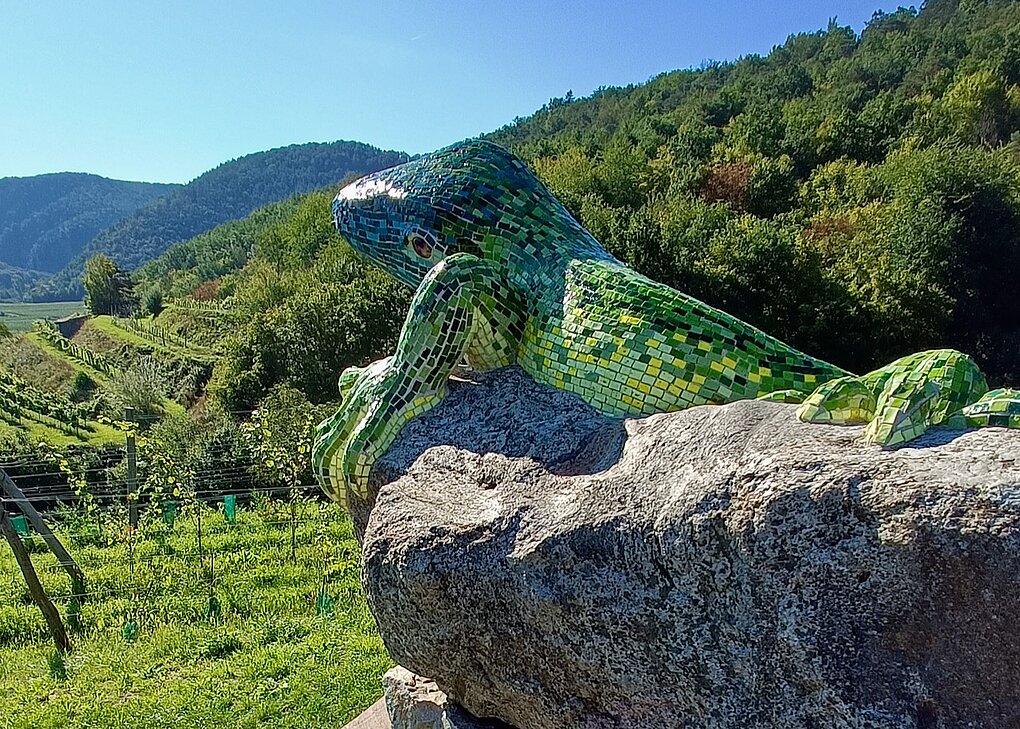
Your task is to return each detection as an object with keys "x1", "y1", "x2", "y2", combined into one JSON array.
[
  {"x1": 0, "y1": 416, "x2": 123, "y2": 449},
  {"x1": 0, "y1": 302, "x2": 84, "y2": 332},
  {"x1": 0, "y1": 498, "x2": 390, "y2": 728},
  {"x1": 89, "y1": 316, "x2": 218, "y2": 365}
]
